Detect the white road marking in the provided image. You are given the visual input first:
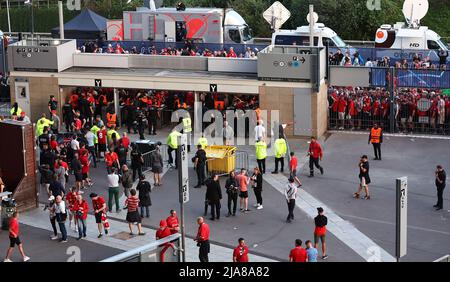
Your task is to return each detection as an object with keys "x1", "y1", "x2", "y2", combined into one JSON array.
[
  {"x1": 340, "y1": 213, "x2": 450, "y2": 236},
  {"x1": 264, "y1": 173, "x2": 397, "y2": 262}
]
